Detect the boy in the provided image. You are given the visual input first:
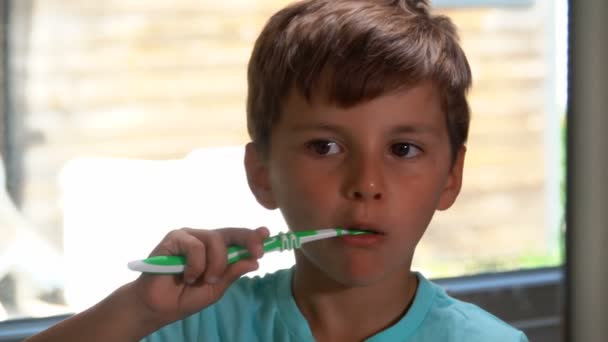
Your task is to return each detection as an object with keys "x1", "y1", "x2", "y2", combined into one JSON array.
[{"x1": 27, "y1": 0, "x2": 528, "y2": 341}]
